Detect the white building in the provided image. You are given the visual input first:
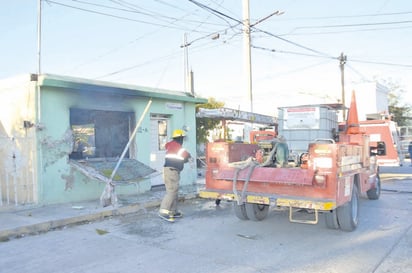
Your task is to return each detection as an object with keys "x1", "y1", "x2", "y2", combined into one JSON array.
[{"x1": 346, "y1": 82, "x2": 390, "y2": 121}]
